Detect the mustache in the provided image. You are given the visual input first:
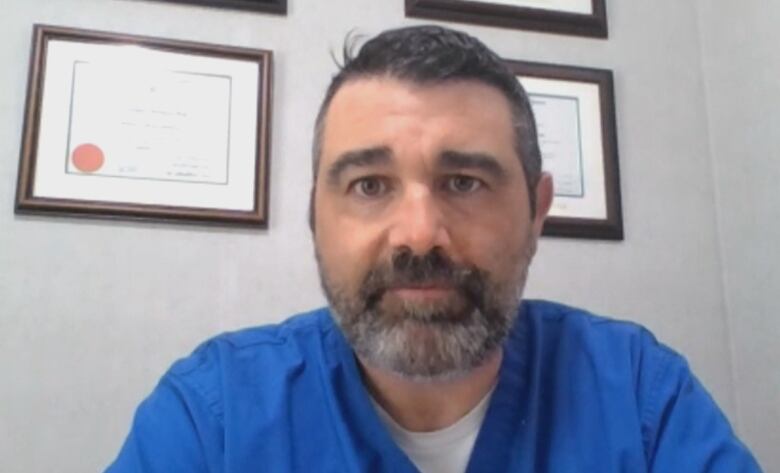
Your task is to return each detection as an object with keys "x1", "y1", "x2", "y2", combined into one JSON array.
[{"x1": 358, "y1": 248, "x2": 487, "y2": 310}]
